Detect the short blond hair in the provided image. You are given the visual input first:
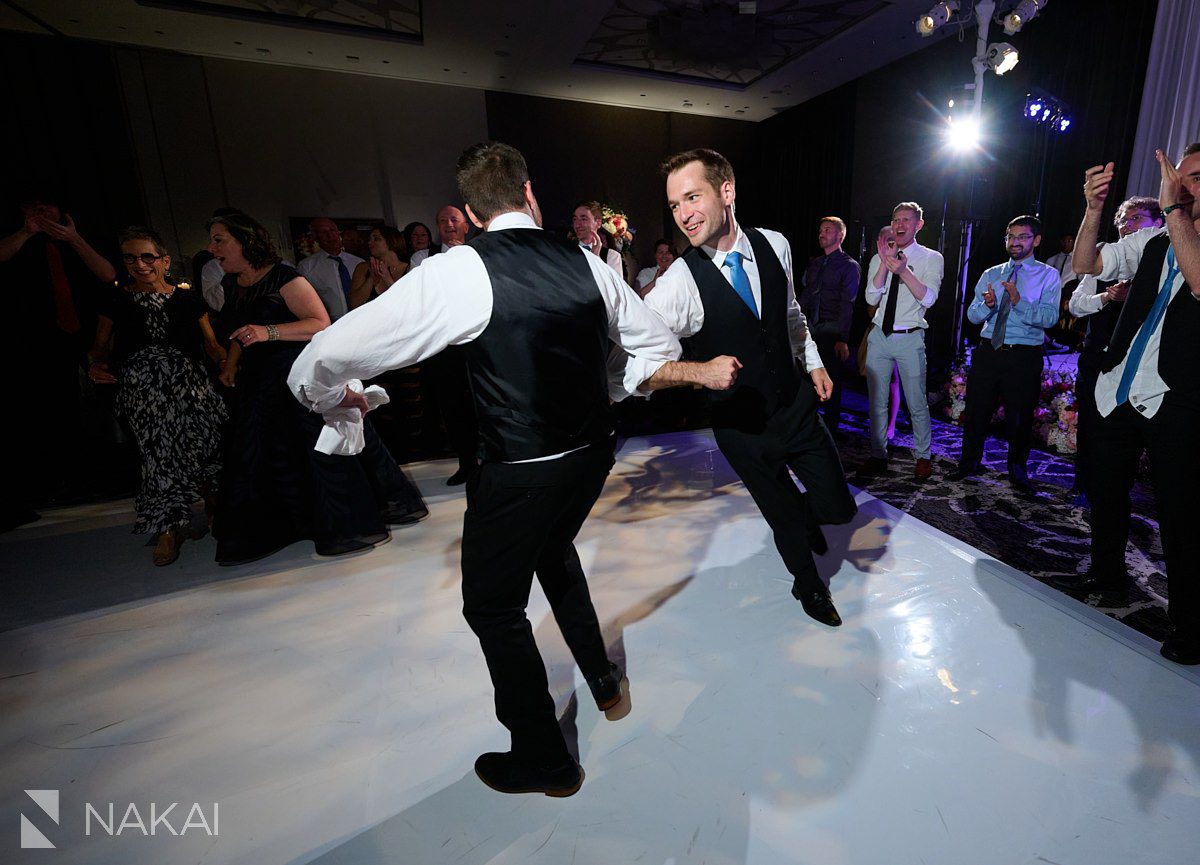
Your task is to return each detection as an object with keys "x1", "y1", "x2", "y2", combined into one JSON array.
[{"x1": 819, "y1": 216, "x2": 847, "y2": 235}]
